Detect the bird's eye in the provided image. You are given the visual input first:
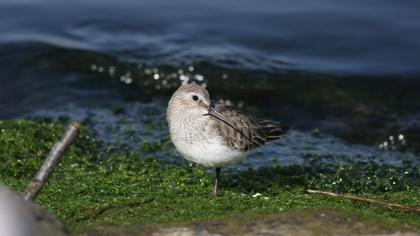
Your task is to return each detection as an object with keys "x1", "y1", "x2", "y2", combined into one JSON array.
[{"x1": 192, "y1": 95, "x2": 198, "y2": 101}]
